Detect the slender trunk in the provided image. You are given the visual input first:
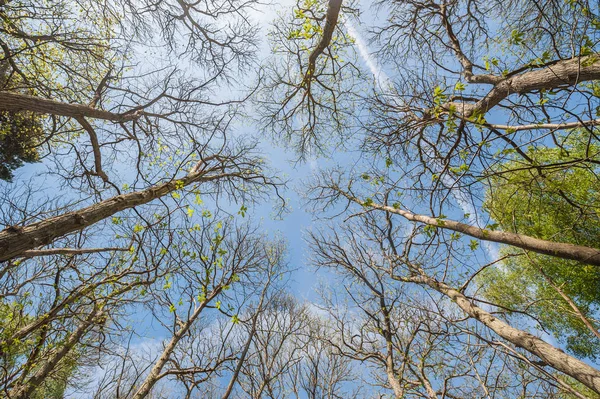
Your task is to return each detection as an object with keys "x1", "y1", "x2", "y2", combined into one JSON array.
[
  {"x1": 0, "y1": 170, "x2": 229, "y2": 261},
  {"x1": 381, "y1": 304, "x2": 404, "y2": 398},
  {"x1": 338, "y1": 191, "x2": 600, "y2": 266},
  {"x1": 8, "y1": 308, "x2": 103, "y2": 399},
  {"x1": 76, "y1": 116, "x2": 109, "y2": 181},
  {"x1": 131, "y1": 292, "x2": 218, "y2": 399},
  {"x1": 538, "y1": 267, "x2": 600, "y2": 341},
  {"x1": 384, "y1": 352, "x2": 404, "y2": 398},
  {"x1": 420, "y1": 375, "x2": 438, "y2": 399},
  {"x1": 405, "y1": 273, "x2": 600, "y2": 394},
  {"x1": 221, "y1": 287, "x2": 269, "y2": 399}
]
